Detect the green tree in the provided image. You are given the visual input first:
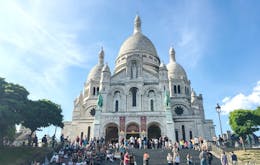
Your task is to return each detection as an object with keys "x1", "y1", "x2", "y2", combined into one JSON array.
[
  {"x1": 21, "y1": 99, "x2": 64, "y2": 136},
  {"x1": 0, "y1": 78, "x2": 29, "y2": 147},
  {"x1": 0, "y1": 77, "x2": 64, "y2": 147},
  {"x1": 253, "y1": 107, "x2": 260, "y2": 125},
  {"x1": 229, "y1": 109, "x2": 260, "y2": 138}
]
